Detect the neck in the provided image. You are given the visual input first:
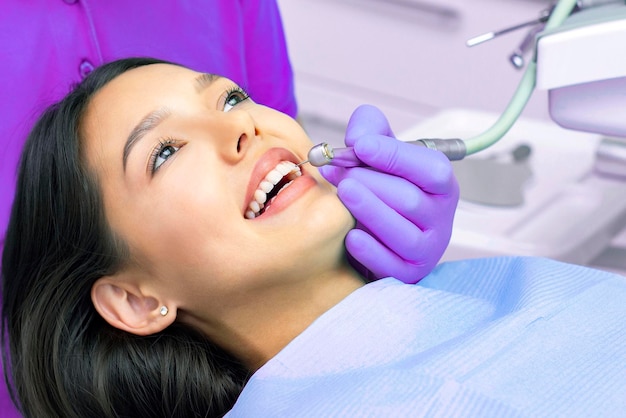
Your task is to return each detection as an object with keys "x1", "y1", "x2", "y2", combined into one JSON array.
[{"x1": 192, "y1": 263, "x2": 365, "y2": 371}]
